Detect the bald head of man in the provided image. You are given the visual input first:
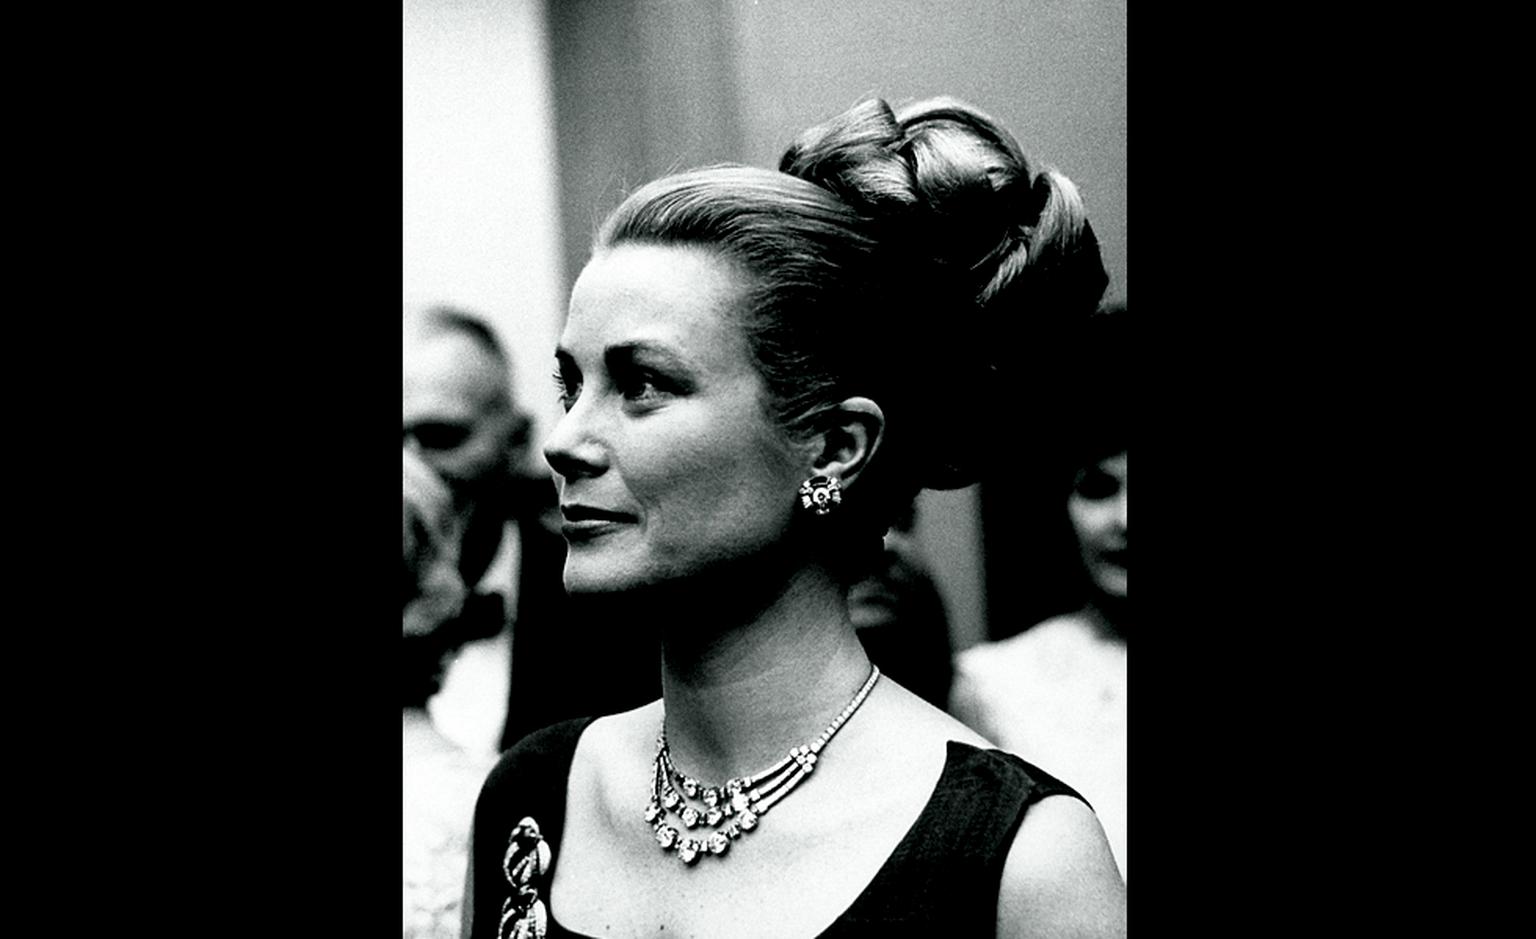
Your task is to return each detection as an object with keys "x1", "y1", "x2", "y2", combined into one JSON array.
[{"x1": 403, "y1": 305, "x2": 533, "y2": 521}]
